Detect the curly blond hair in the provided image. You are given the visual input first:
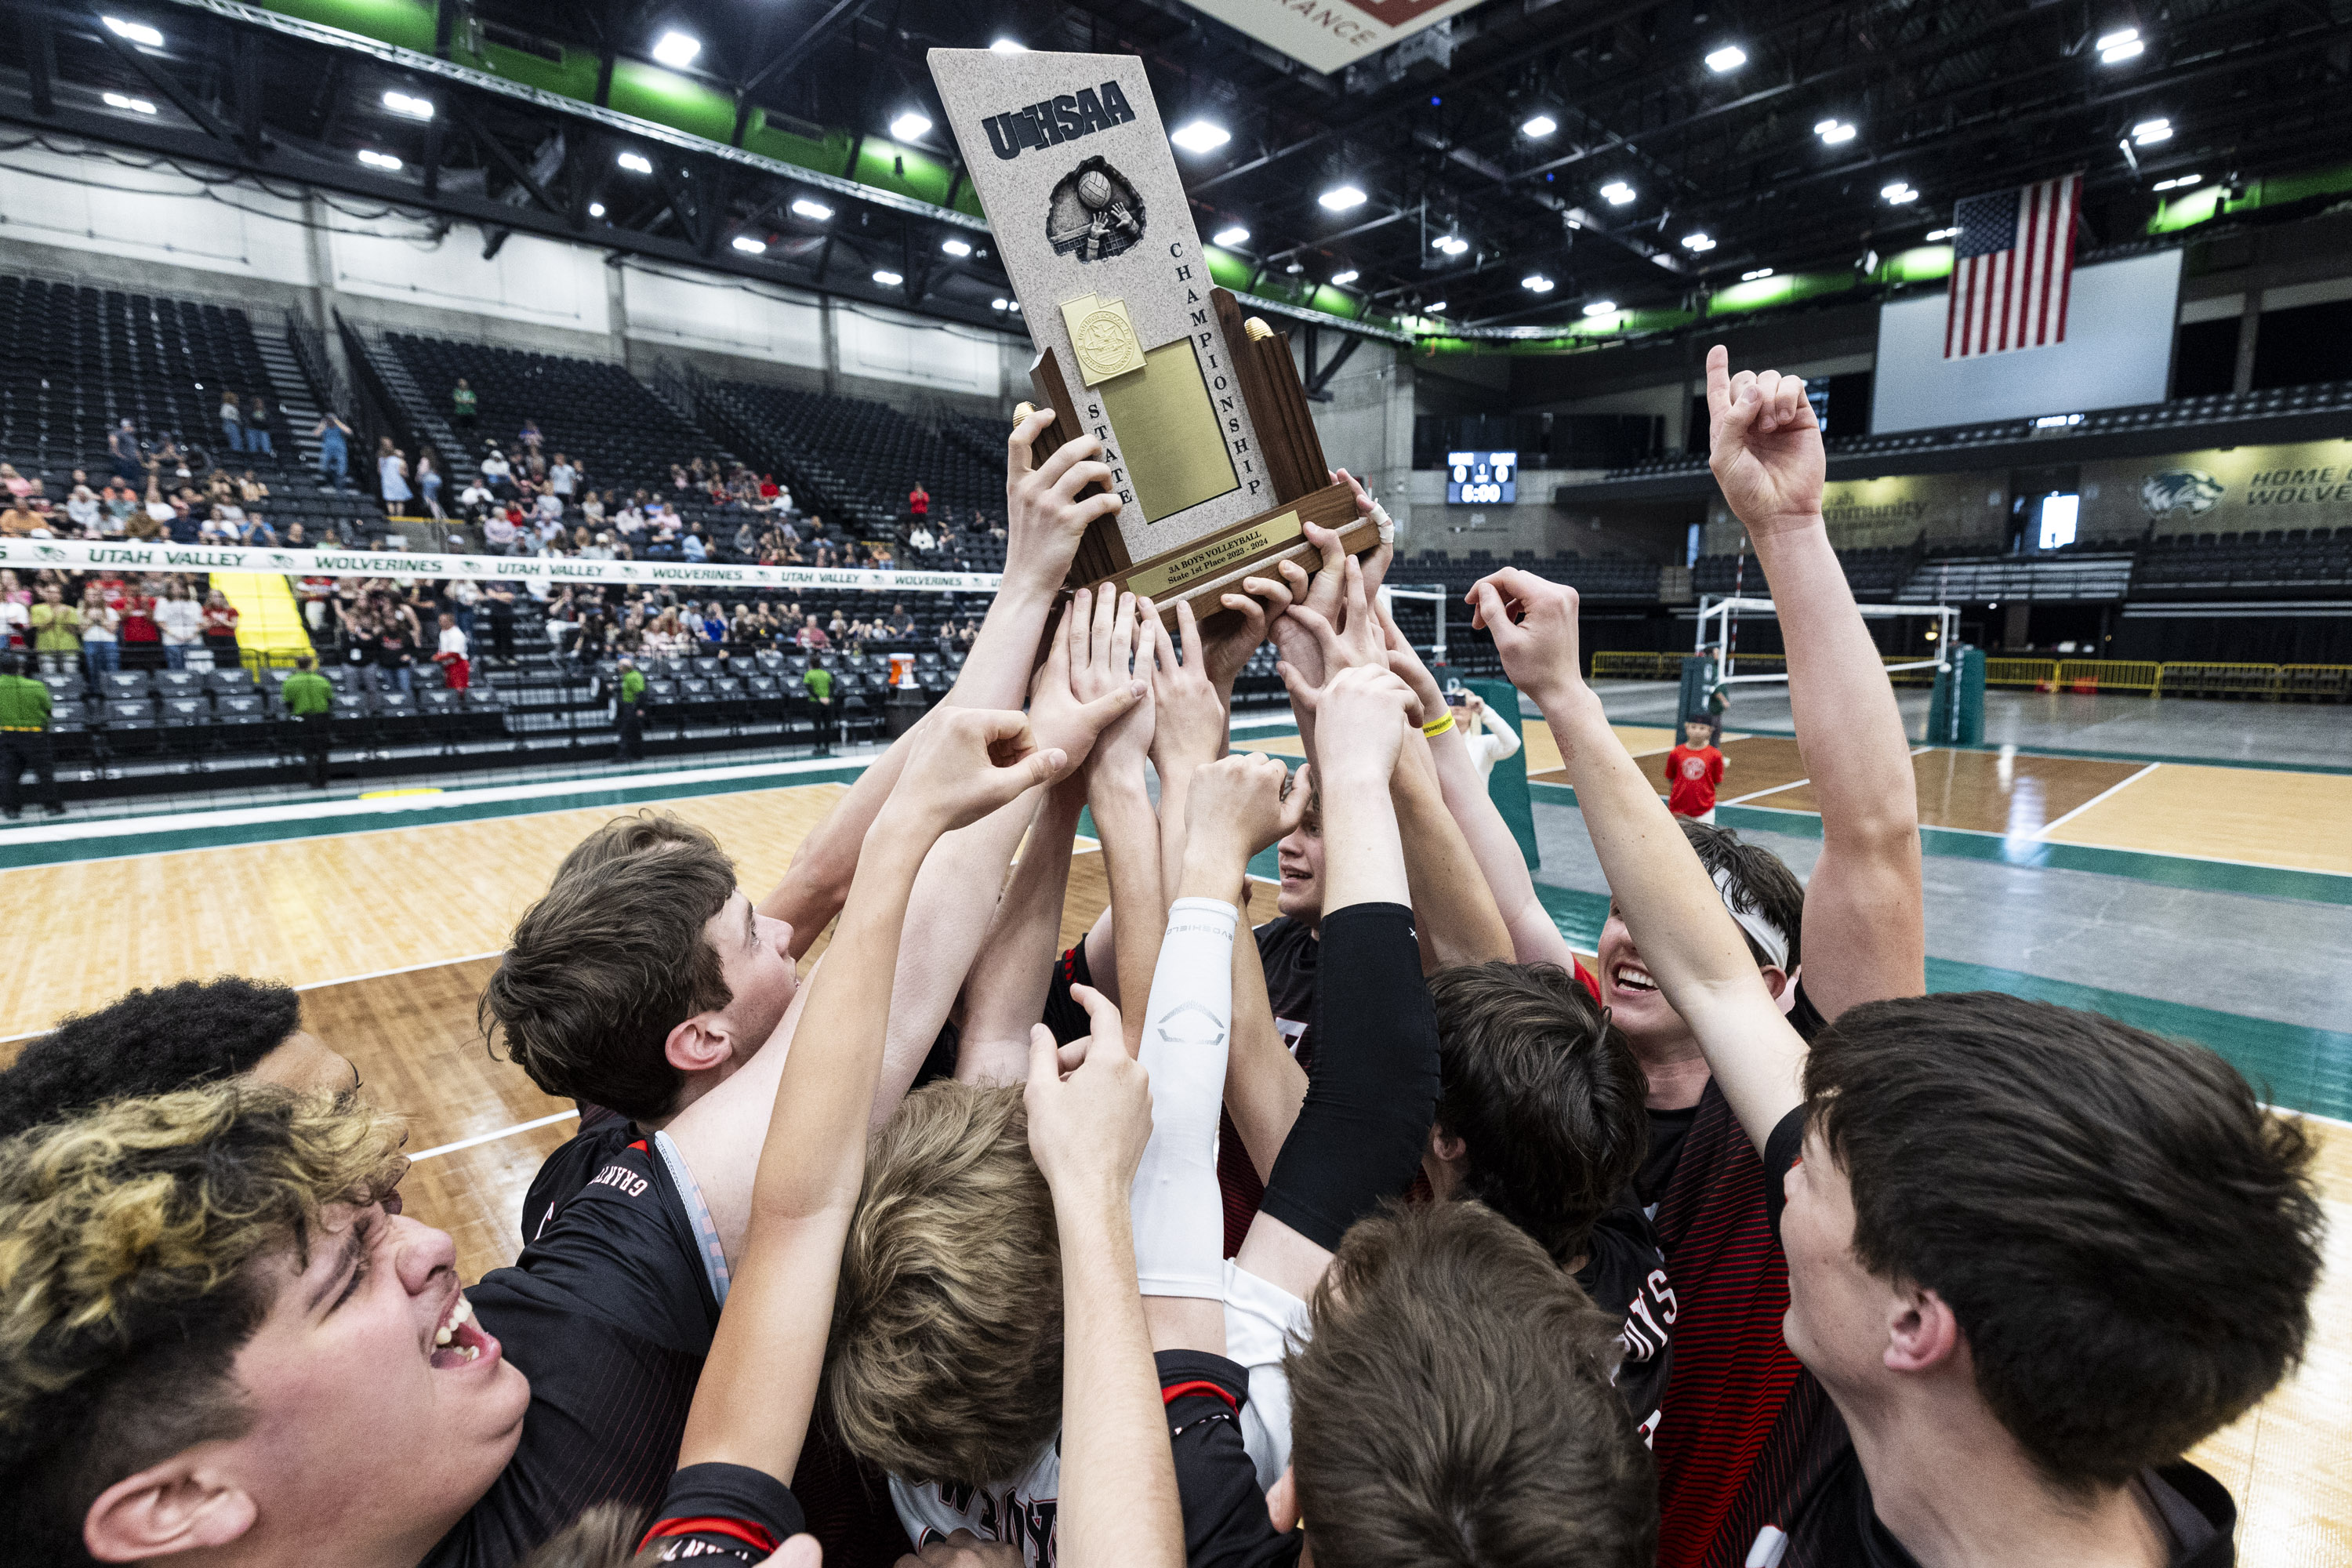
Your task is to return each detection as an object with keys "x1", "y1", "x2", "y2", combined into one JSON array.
[
  {"x1": 0, "y1": 1083, "x2": 407, "y2": 1565},
  {"x1": 823, "y1": 1082, "x2": 1063, "y2": 1487}
]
